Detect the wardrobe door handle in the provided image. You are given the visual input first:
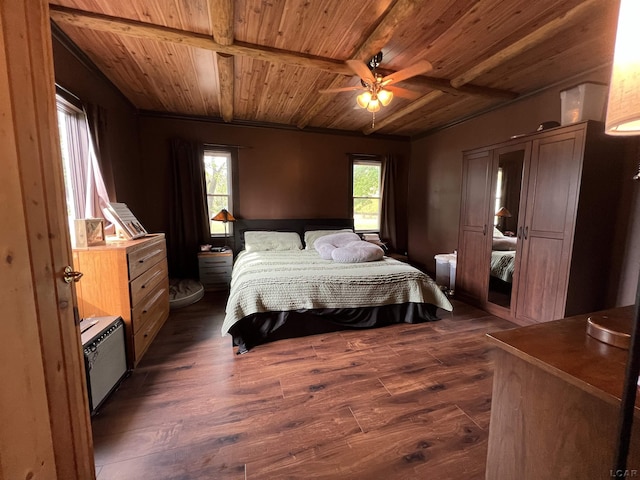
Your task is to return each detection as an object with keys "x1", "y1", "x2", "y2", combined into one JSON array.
[
  {"x1": 524, "y1": 226, "x2": 529, "y2": 240},
  {"x1": 483, "y1": 224, "x2": 487, "y2": 236}
]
